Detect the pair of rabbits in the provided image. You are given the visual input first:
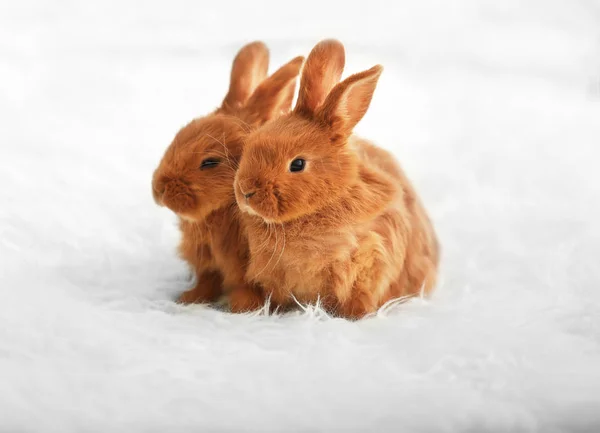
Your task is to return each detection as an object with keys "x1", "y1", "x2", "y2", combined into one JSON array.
[{"x1": 152, "y1": 39, "x2": 439, "y2": 319}]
